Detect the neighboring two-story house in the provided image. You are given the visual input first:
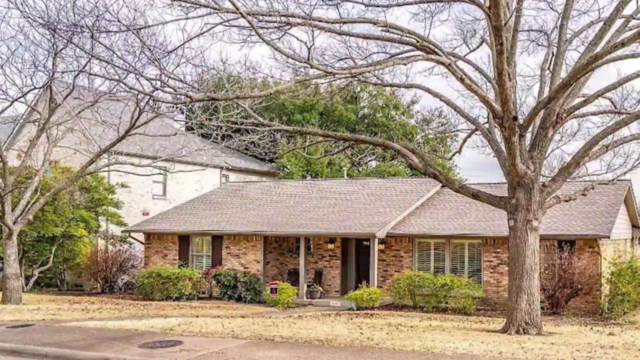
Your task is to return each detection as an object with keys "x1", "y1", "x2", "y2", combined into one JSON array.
[{"x1": 0, "y1": 82, "x2": 277, "y2": 256}]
